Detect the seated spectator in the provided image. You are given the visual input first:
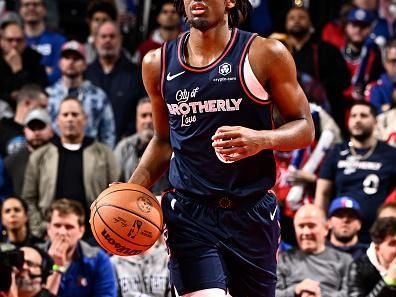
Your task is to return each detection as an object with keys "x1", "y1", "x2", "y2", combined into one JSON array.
[
  {"x1": 15, "y1": 245, "x2": 55, "y2": 297},
  {"x1": 4, "y1": 108, "x2": 53, "y2": 196},
  {"x1": 19, "y1": 0, "x2": 66, "y2": 85},
  {"x1": 0, "y1": 20, "x2": 47, "y2": 107},
  {"x1": 0, "y1": 84, "x2": 48, "y2": 157},
  {"x1": 114, "y1": 97, "x2": 170, "y2": 194},
  {"x1": 23, "y1": 97, "x2": 119, "y2": 237},
  {"x1": 133, "y1": 1, "x2": 181, "y2": 64},
  {"x1": 42, "y1": 199, "x2": 116, "y2": 297},
  {"x1": 276, "y1": 204, "x2": 352, "y2": 297},
  {"x1": 377, "y1": 201, "x2": 396, "y2": 218},
  {"x1": 86, "y1": 21, "x2": 145, "y2": 141},
  {"x1": 47, "y1": 40, "x2": 116, "y2": 148},
  {"x1": 85, "y1": 1, "x2": 118, "y2": 64},
  {"x1": 327, "y1": 196, "x2": 367, "y2": 259},
  {"x1": 111, "y1": 236, "x2": 170, "y2": 297},
  {"x1": 348, "y1": 217, "x2": 396, "y2": 296},
  {"x1": 365, "y1": 39, "x2": 396, "y2": 114},
  {"x1": 1, "y1": 196, "x2": 42, "y2": 247},
  {"x1": 316, "y1": 101, "x2": 396, "y2": 243}
]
